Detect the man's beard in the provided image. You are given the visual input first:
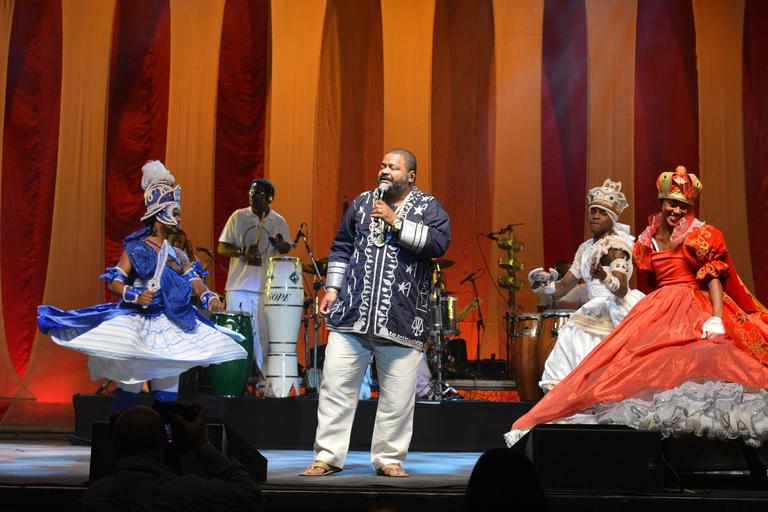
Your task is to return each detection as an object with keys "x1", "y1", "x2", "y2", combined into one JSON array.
[{"x1": 384, "y1": 176, "x2": 409, "y2": 199}]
